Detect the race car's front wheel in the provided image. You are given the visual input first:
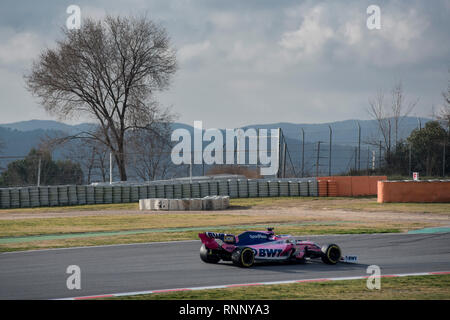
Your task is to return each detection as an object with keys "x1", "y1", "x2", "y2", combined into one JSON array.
[
  {"x1": 321, "y1": 244, "x2": 341, "y2": 265},
  {"x1": 232, "y1": 247, "x2": 255, "y2": 268},
  {"x1": 200, "y1": 244, "x2": 220, "y2": 264}
]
